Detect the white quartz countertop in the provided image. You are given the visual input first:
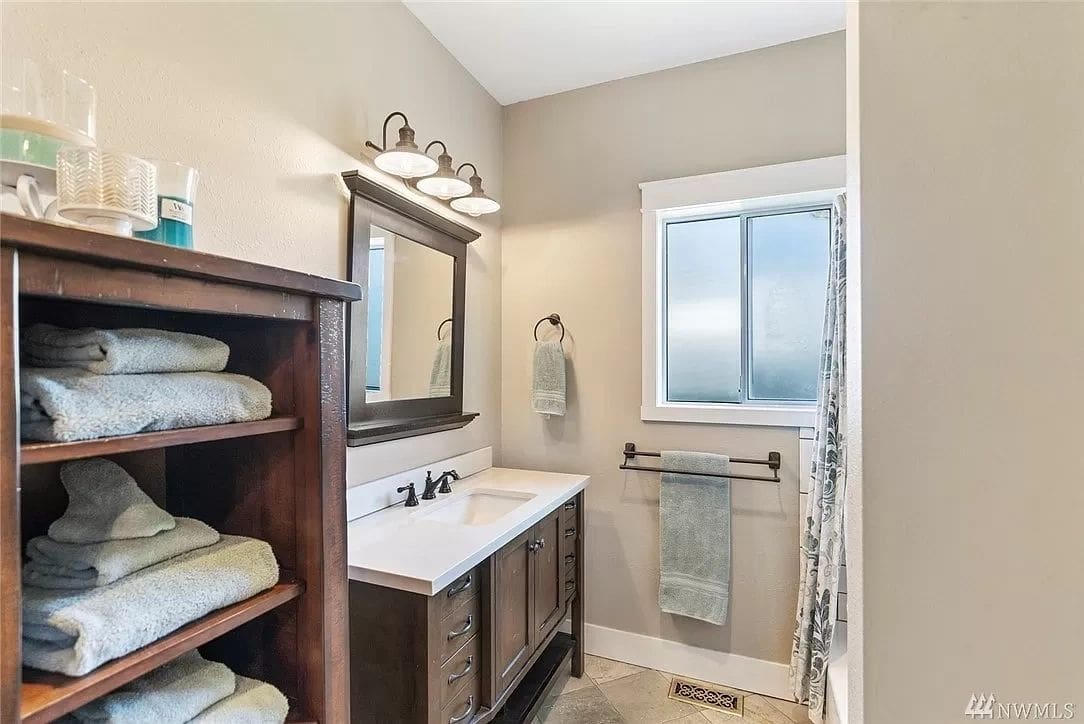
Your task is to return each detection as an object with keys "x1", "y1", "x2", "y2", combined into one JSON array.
[{"x1": 347, "y1": 466, "x2": 589, "y2": 595}]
